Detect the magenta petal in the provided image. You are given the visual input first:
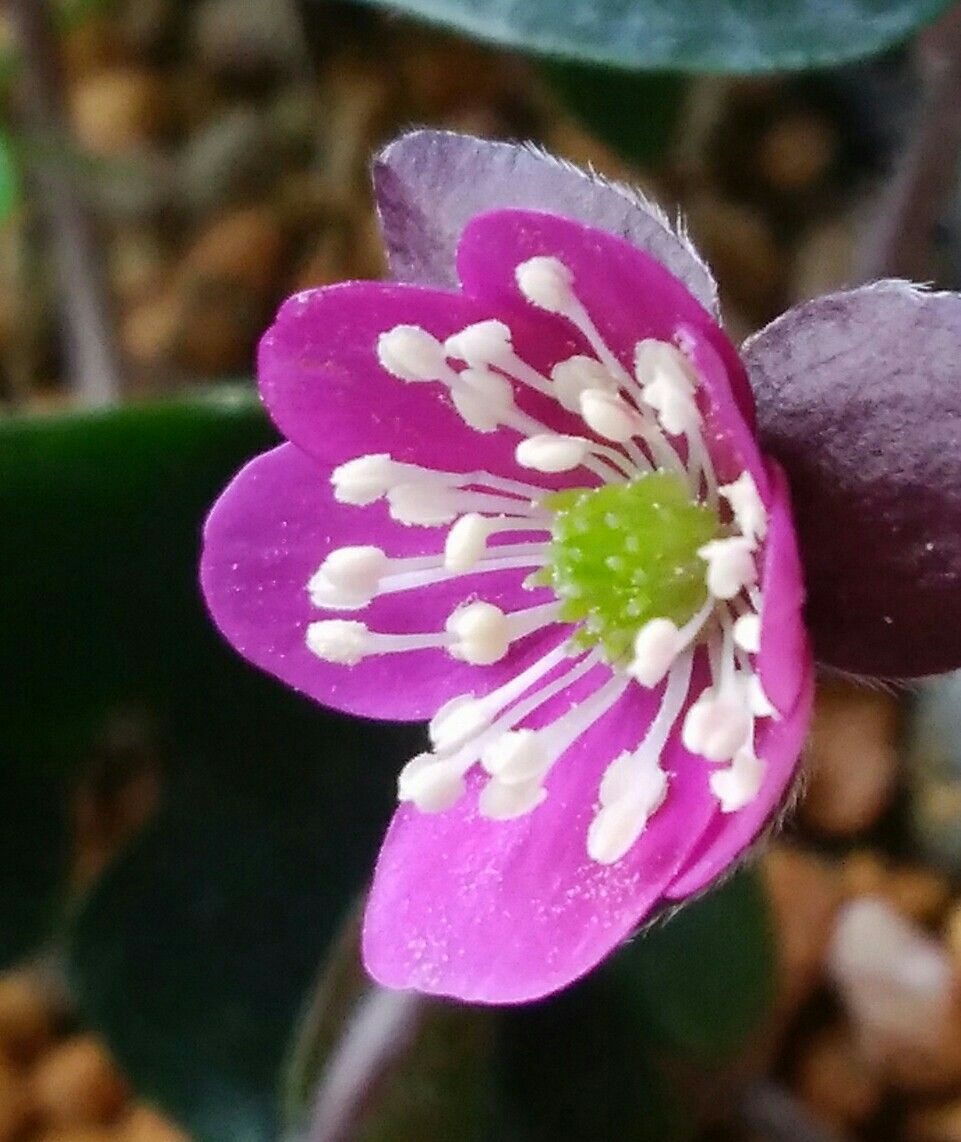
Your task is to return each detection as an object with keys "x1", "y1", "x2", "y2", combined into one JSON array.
[
  {"x1": 756, "y1": 460, "x2": 810, "y2": 716},
  {"x1": 362, "y1": 672, "x2": 717, "y2": 1003},
  {"x1": 373, "y1": 130, "x2": 719, "y2": 314},
  {"x1": 456, "y1": 209, "x2": 756, "y2": 426},
  {"x1": 201, "y1": 443, "x2": 566, "y2": 721}
]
